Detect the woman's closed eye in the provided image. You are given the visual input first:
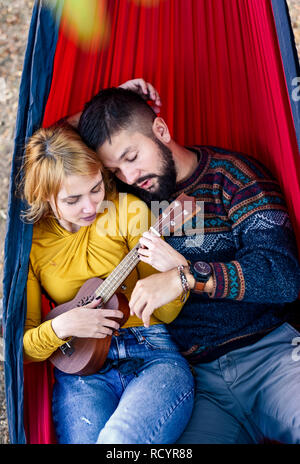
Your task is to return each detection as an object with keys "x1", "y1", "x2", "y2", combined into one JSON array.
[
  {"x1": 91, "y1": 182, "x2": 103, "y2": 194},
  {"x1": 65, "y1": 181, "x2": 103, "y2": 205},
  {"x1": 66, "y1": 196, "x2": 80, "y2": 205},
  {"x1": 127, "y1": 152, "x2": 138, "y2": 163}
]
